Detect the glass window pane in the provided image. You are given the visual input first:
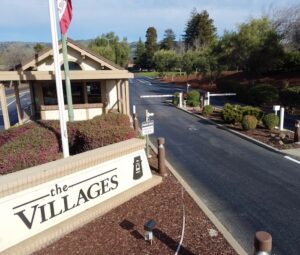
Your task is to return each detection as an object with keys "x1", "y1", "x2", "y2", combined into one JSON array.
[
  {"x1": 87, "y1": 82, "x2": 101, "y2": 103},
  {"x1": 42, "y1": 84, "x2": 57, "y2": 105}
]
